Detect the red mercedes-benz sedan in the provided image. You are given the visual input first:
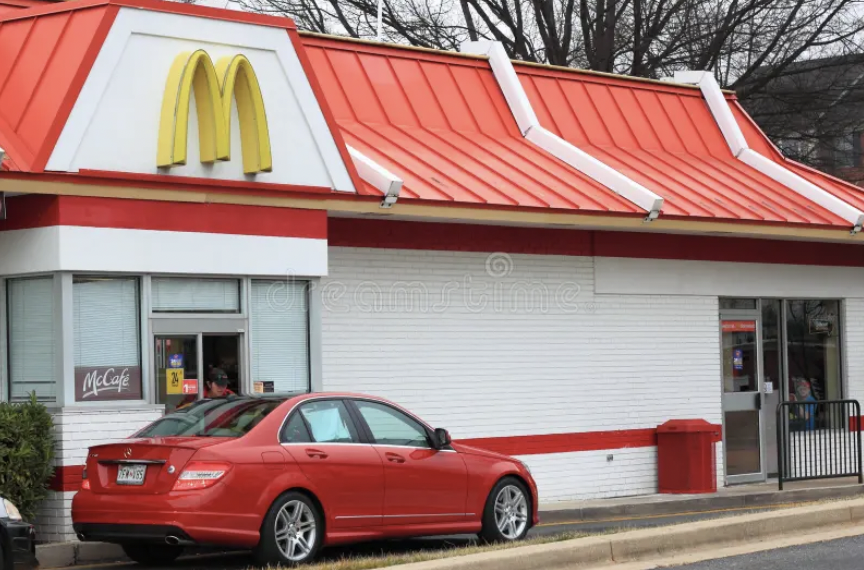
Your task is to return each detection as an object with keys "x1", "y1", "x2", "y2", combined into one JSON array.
[{"x1": 72, "y1": 393, "x2": 539, "y2": 566}]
